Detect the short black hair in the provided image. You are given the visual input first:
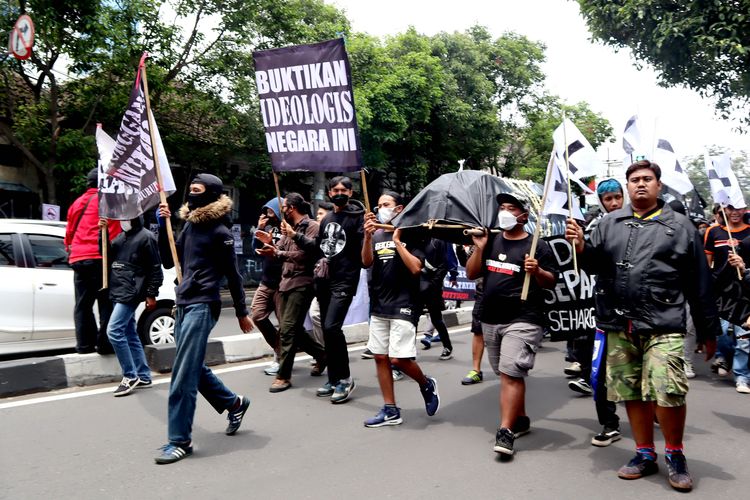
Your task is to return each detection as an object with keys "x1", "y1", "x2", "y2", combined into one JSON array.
[
  {"x1": 318, "y1": 201, "x2": 334, "y2": 211},
  {"x1": 381, "y1": 190, "x2": 404, "y2": 207},
  {"x1": 328, "y1": 176, "x2": 353, "y2": 191},
  {"x1": 626, "y1": 160, "x2": 661, "y2": 181}
]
